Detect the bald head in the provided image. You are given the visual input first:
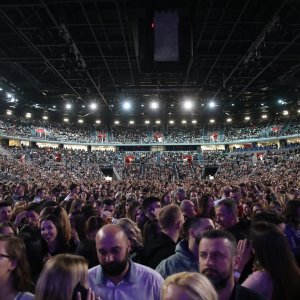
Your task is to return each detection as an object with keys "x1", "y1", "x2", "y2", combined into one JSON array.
[
  {"x1": 96, "y1": 224, "x2": 128, "y2": 245},
  {"x1": 95, "y1": 224, "x2": 131, "y2": 277}
]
